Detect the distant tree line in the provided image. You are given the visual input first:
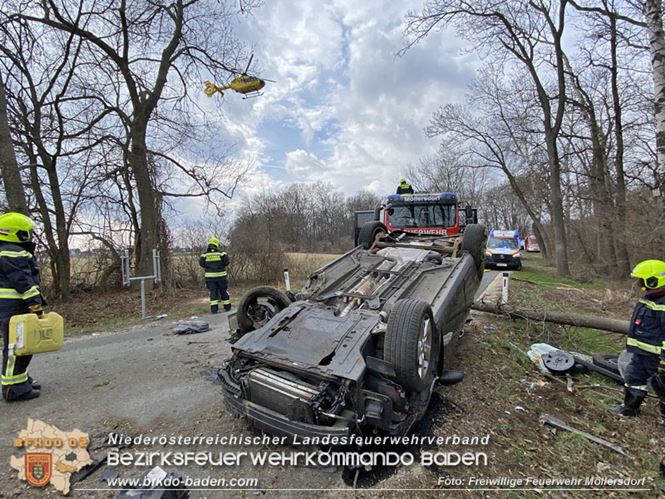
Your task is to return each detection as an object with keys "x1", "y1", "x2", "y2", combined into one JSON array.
[{"x1": 228, "y1": 182, "x2": 380, "y2": 281}]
